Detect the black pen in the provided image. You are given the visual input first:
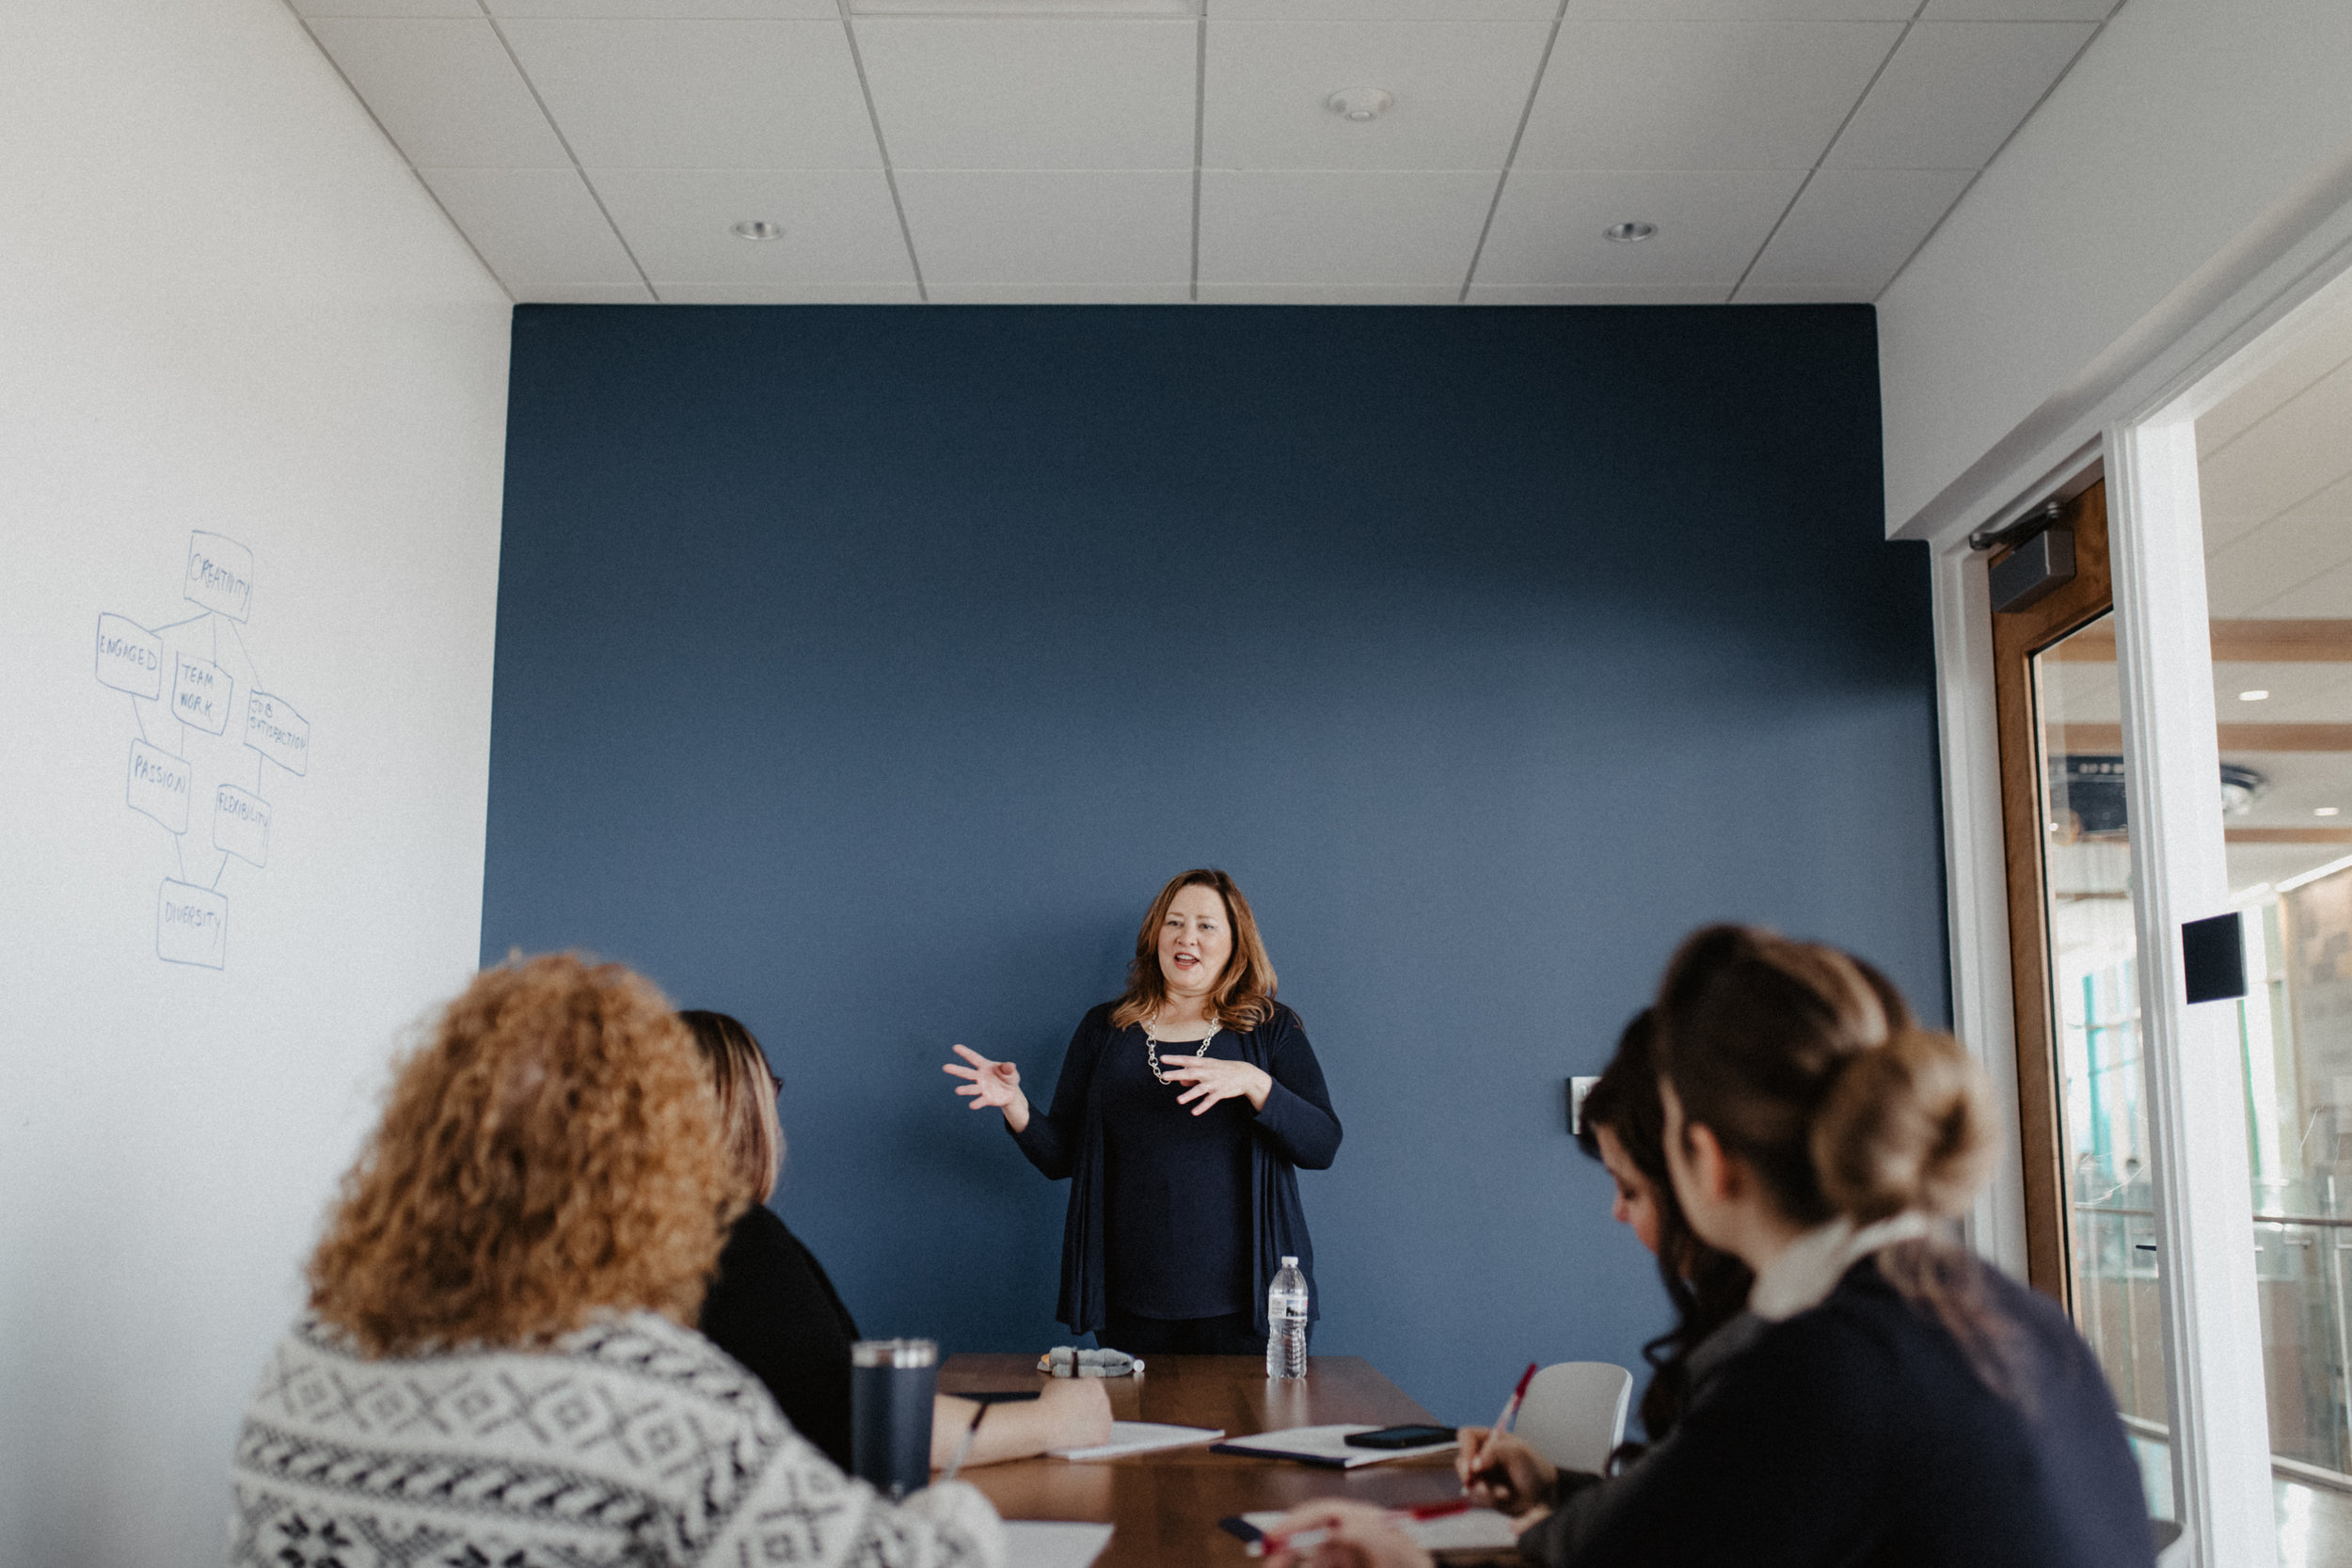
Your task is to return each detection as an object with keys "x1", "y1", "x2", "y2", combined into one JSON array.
[{"x1": 944, "y1": 1402, "x2": 988, "y2": 1481}]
